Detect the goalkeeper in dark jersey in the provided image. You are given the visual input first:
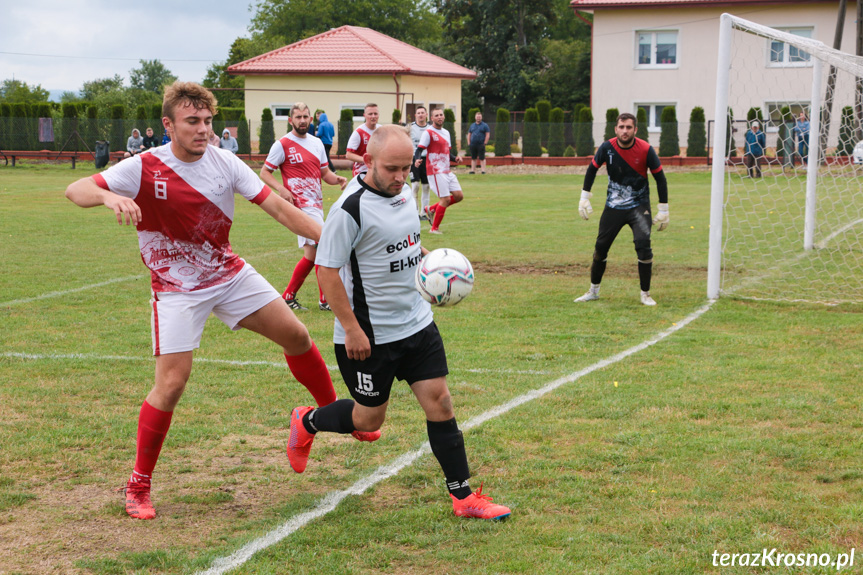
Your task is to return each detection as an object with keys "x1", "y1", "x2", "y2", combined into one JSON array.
[{"x1": 574, "y1": 113, "x2": 669, "y2": 306}]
